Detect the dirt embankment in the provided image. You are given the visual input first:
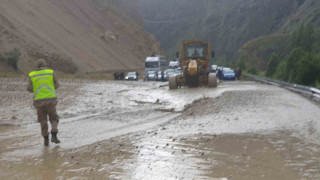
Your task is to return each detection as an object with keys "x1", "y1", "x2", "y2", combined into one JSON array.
[{"x1": 0, "y1": 0, "x2": 161, "y2": 74}]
